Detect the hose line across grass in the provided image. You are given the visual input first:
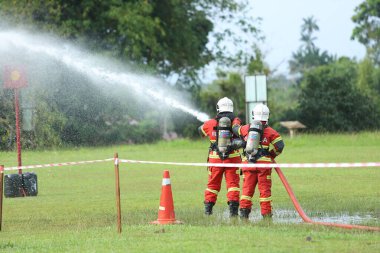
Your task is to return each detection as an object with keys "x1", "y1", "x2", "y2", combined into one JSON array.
[{"x1": 274, "y1": 167, "x2": 380, "y2": 232}]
